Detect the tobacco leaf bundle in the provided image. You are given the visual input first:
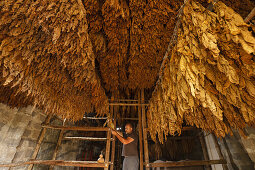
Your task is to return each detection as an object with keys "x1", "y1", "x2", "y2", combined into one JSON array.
[
  {"x1": 0, "y1": 0, "x2": 109, "y2": 120},
  {"x1": 147, "y1": 1, "x2": 255, "y2": 143}
]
